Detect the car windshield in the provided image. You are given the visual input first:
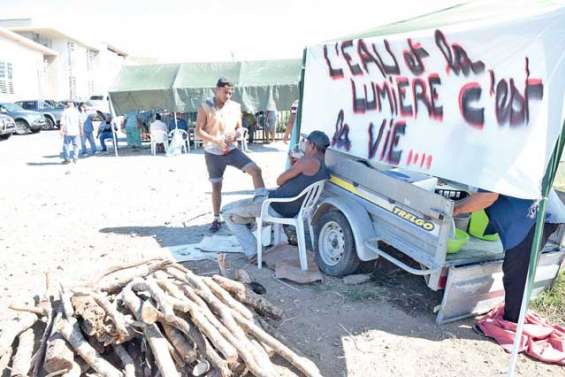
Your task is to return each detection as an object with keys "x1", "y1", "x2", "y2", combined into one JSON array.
[
  {"x1": 1, "y1": 103, "x2": 25, "y2": 112},
  {"x1": 39, "y1": 101, "x2": 57, "y2": 110},
  {"x1": 46, "y1": 100, "x2": 64, "y2": 108}
]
